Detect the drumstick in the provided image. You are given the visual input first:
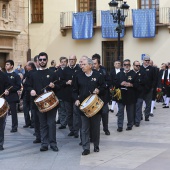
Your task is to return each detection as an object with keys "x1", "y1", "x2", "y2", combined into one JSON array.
[
  {"x1": 0, "y1": 86, "x2": 13, "y2": 98},
  {"x1": 41, "y1": 80, "x2": 58, "y2": 91}
]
